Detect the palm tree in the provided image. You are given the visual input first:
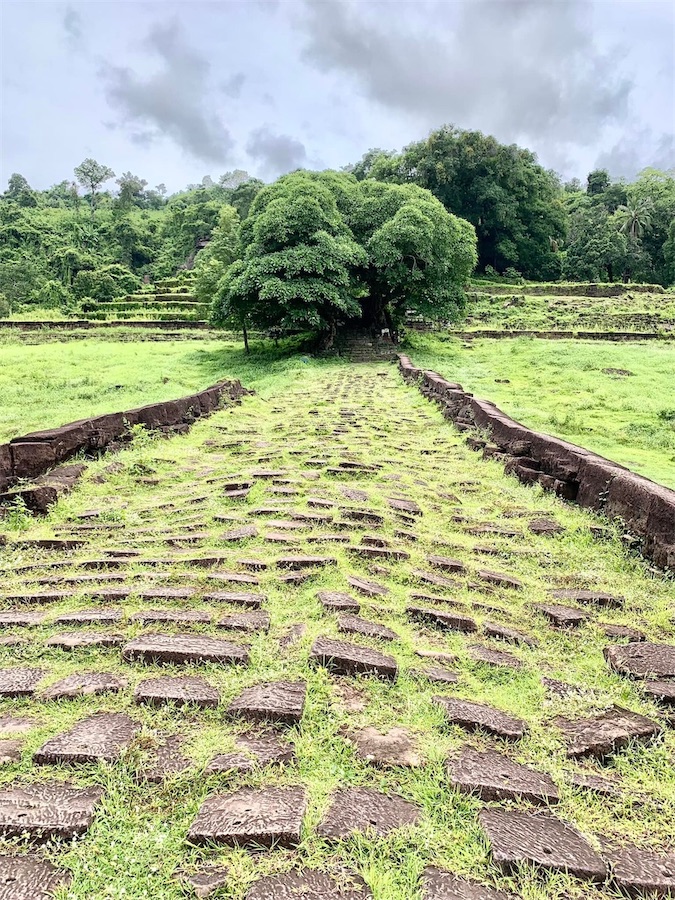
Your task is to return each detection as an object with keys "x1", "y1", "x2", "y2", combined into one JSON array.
[{"x1": 615, "y1": 198, "x2": 654, "y2": 240}]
